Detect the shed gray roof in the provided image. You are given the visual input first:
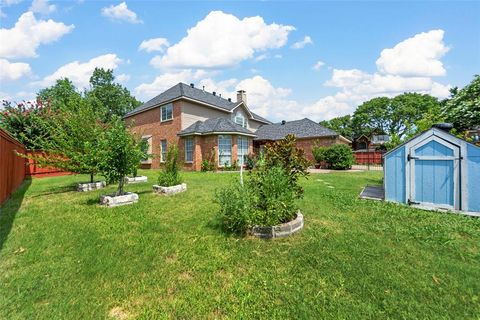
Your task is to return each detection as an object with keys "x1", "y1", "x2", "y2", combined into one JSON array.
[
  {"x1": 178, "y1": 118, "x2": 256, "y2": 136},
  {"x1": 124, "y1": 82, "x2": 271, "y2": 124},
  {"x1": 254, "y1": 118, "x2": 339, "y2": 141}
]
